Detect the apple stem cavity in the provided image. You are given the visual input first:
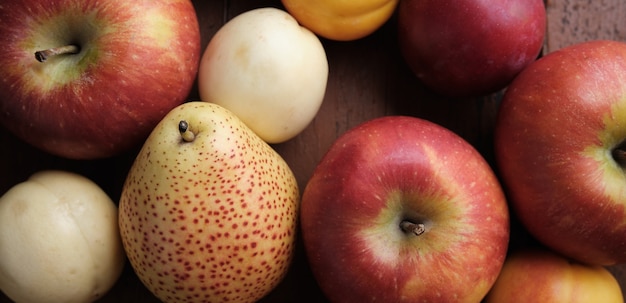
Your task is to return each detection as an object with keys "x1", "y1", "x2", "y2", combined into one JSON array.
[
  {"x1": 400, "y1": 220, "x2": 426, "y2": 236},
  {"x1": 34, "y1": 45, "x2": 80, "y2": 63},
  {"x1": 179, "y1": 120, "x2": 196, "y2": 142},
  {"x1": 612, "y1": 144, "x2": 626, "y2": 167}
]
